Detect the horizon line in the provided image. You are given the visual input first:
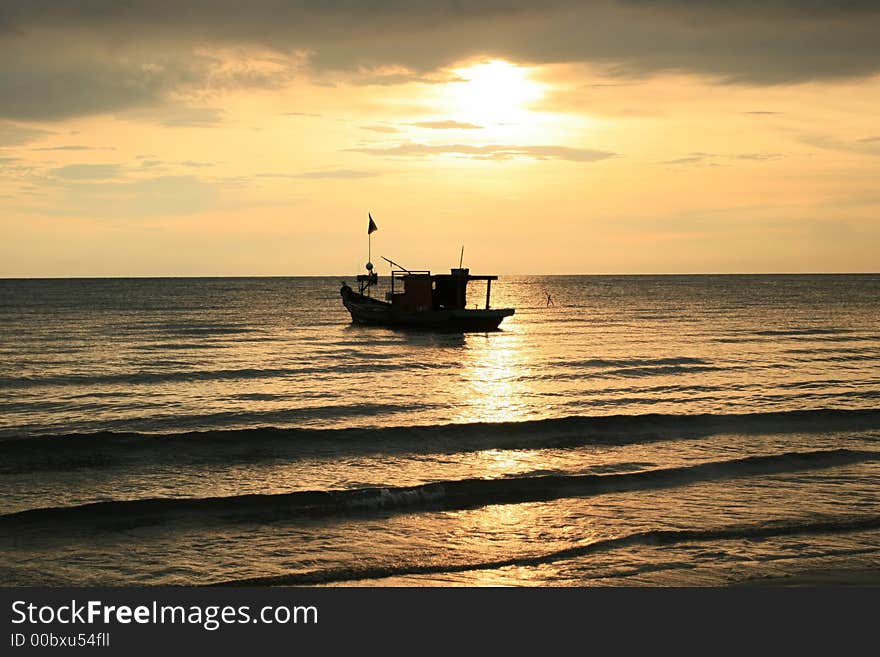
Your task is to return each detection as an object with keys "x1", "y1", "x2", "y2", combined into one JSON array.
[{"x1": 1, "y1": 271, "x2": 878, "y2": 280}]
